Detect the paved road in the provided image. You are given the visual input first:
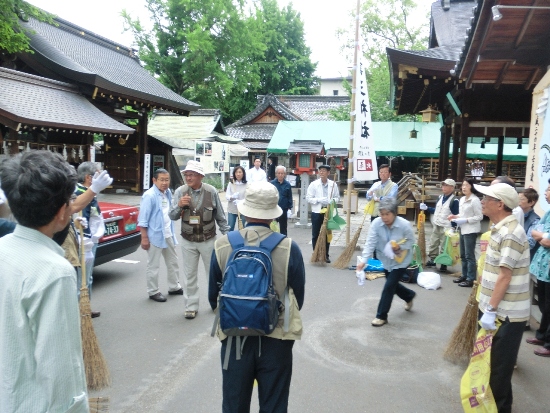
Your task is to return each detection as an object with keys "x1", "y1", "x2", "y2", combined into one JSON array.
[{"x1": 88, "y1": 219, "x2": 547, "y2": 412}]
